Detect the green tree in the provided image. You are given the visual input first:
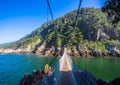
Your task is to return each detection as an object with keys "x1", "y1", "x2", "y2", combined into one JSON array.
[{"x1": 102, "y1": 0, "x2": 120, "y2": 24}]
